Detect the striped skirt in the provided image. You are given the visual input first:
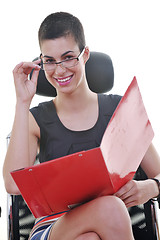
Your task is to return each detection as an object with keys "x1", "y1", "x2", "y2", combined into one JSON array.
[{"x1": 29, "y1": 211, "x2": 68, "y2": 240}]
